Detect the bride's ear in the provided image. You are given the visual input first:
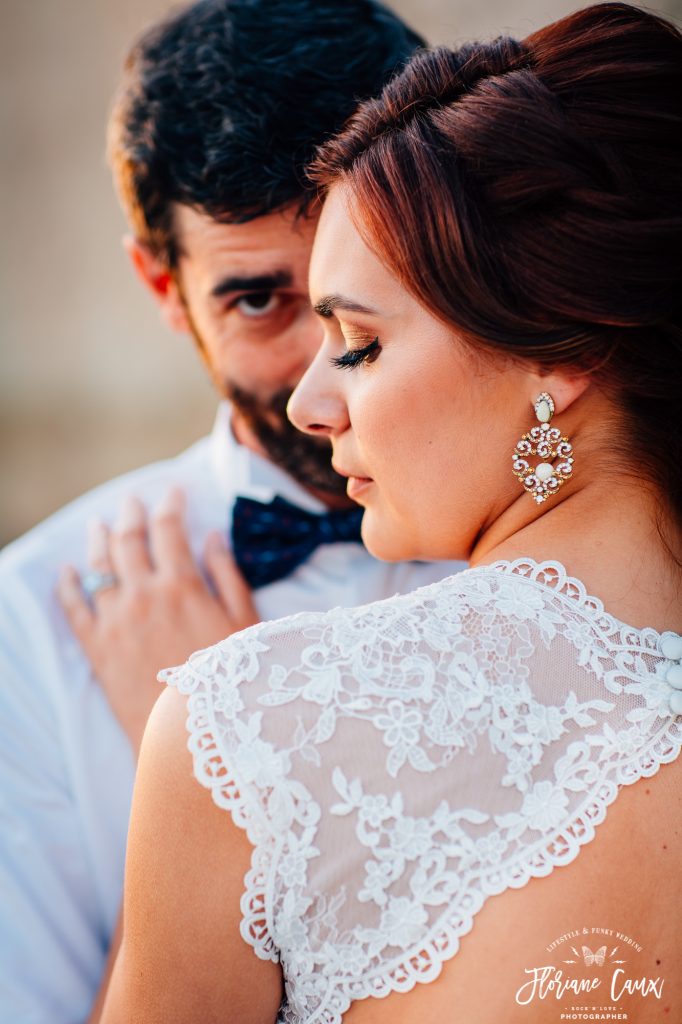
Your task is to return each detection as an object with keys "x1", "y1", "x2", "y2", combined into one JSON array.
[{"x1": 529, "y1": 369, "x2": 591, "y2": 416}]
